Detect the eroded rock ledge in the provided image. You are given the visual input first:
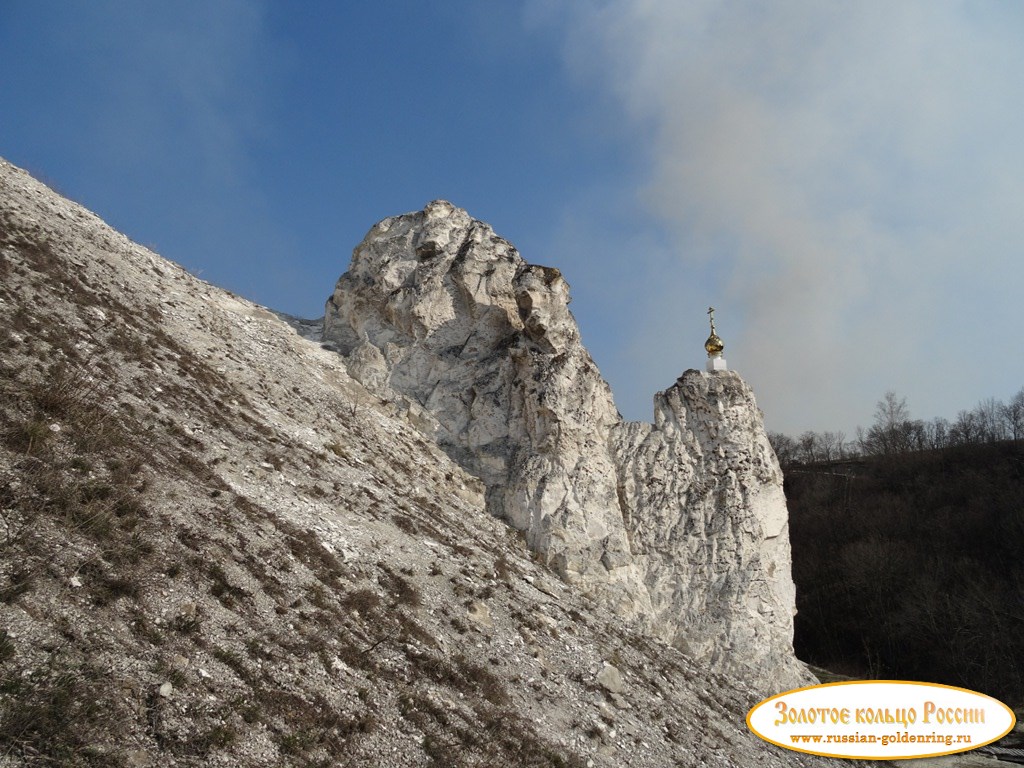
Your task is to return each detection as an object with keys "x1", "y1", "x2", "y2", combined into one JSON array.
[{"x1": 323, "y1": 200, "x2": 806, "y2": 690}]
